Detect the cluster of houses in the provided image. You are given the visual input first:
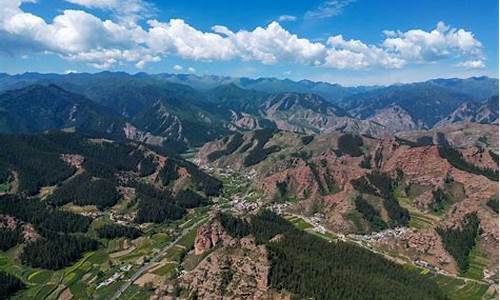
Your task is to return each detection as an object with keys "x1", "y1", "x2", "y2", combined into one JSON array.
[
  {"x1": 307, "y1": 213, "x2": 328, "y2": 234},
  {"x1": 109, "y1": 211, "x2": 142, "y2": 228},
  {"x1": 348, "y1": 227, "x2": 411, "y2": 242},
  {"x1": 96, "y1": 264, "x2": 132, "y2": 289}
]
